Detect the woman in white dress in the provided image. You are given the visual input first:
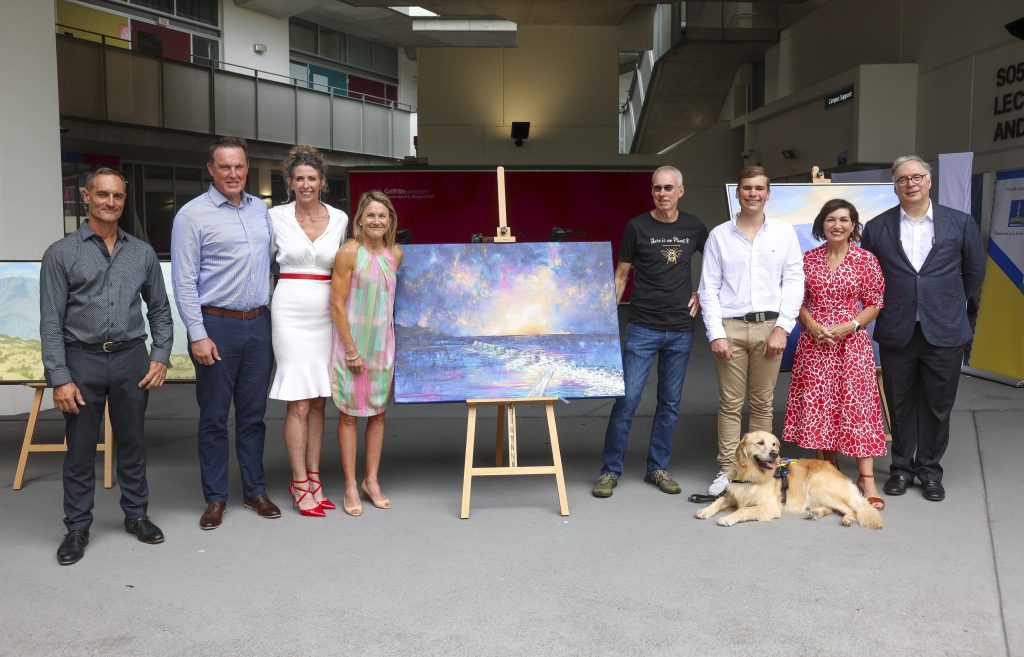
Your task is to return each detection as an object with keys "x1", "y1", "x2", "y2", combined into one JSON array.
[{"x1": 269, "y1": 145, "x2": 348, "y2": 517}]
